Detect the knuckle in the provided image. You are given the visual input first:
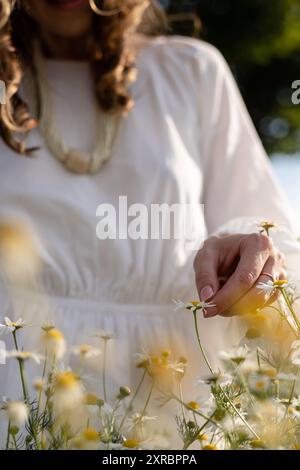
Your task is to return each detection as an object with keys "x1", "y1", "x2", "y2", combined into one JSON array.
[
  {"x1": 260, "y1": 233, "x2": 274, "y2": 251},
  {"x1": 195, "y1": 270, "x2": 213, "y2": 285},
  {"x1": 248, "y1": 233, "x2": 273, "y2": 251},
  {"x1": 193, "y1": 248, "x2": 206, "y2": 270},
  {"x1": 203, "y1": 236, "x2": 217, "y2": 250},
  {"x1": 276, "y1": 250, "x2": 285, "y2": 265},
  {"x1": 280, "y1": 268, "x2": 287, "y2": 279},
  {"x1": 236, "y1": 270, "x2": 255, "y2": 288}
]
